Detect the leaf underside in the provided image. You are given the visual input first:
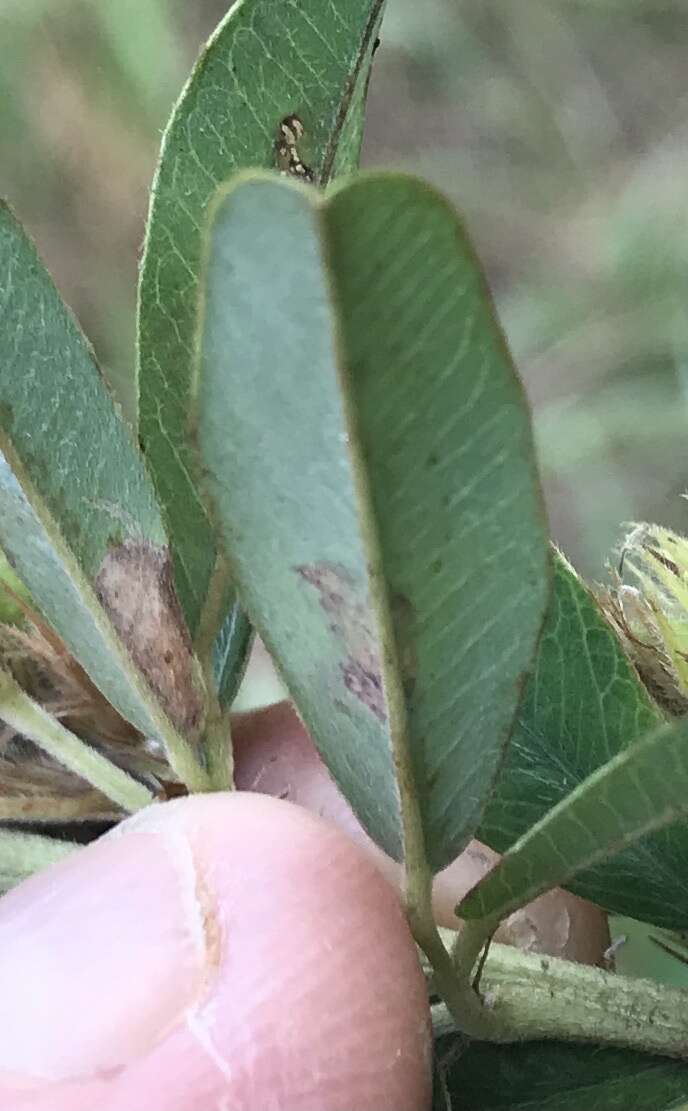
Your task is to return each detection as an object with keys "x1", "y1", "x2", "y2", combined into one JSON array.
[{"x1": 195, "y1": 172, "x2": 550, "y2": 868}]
